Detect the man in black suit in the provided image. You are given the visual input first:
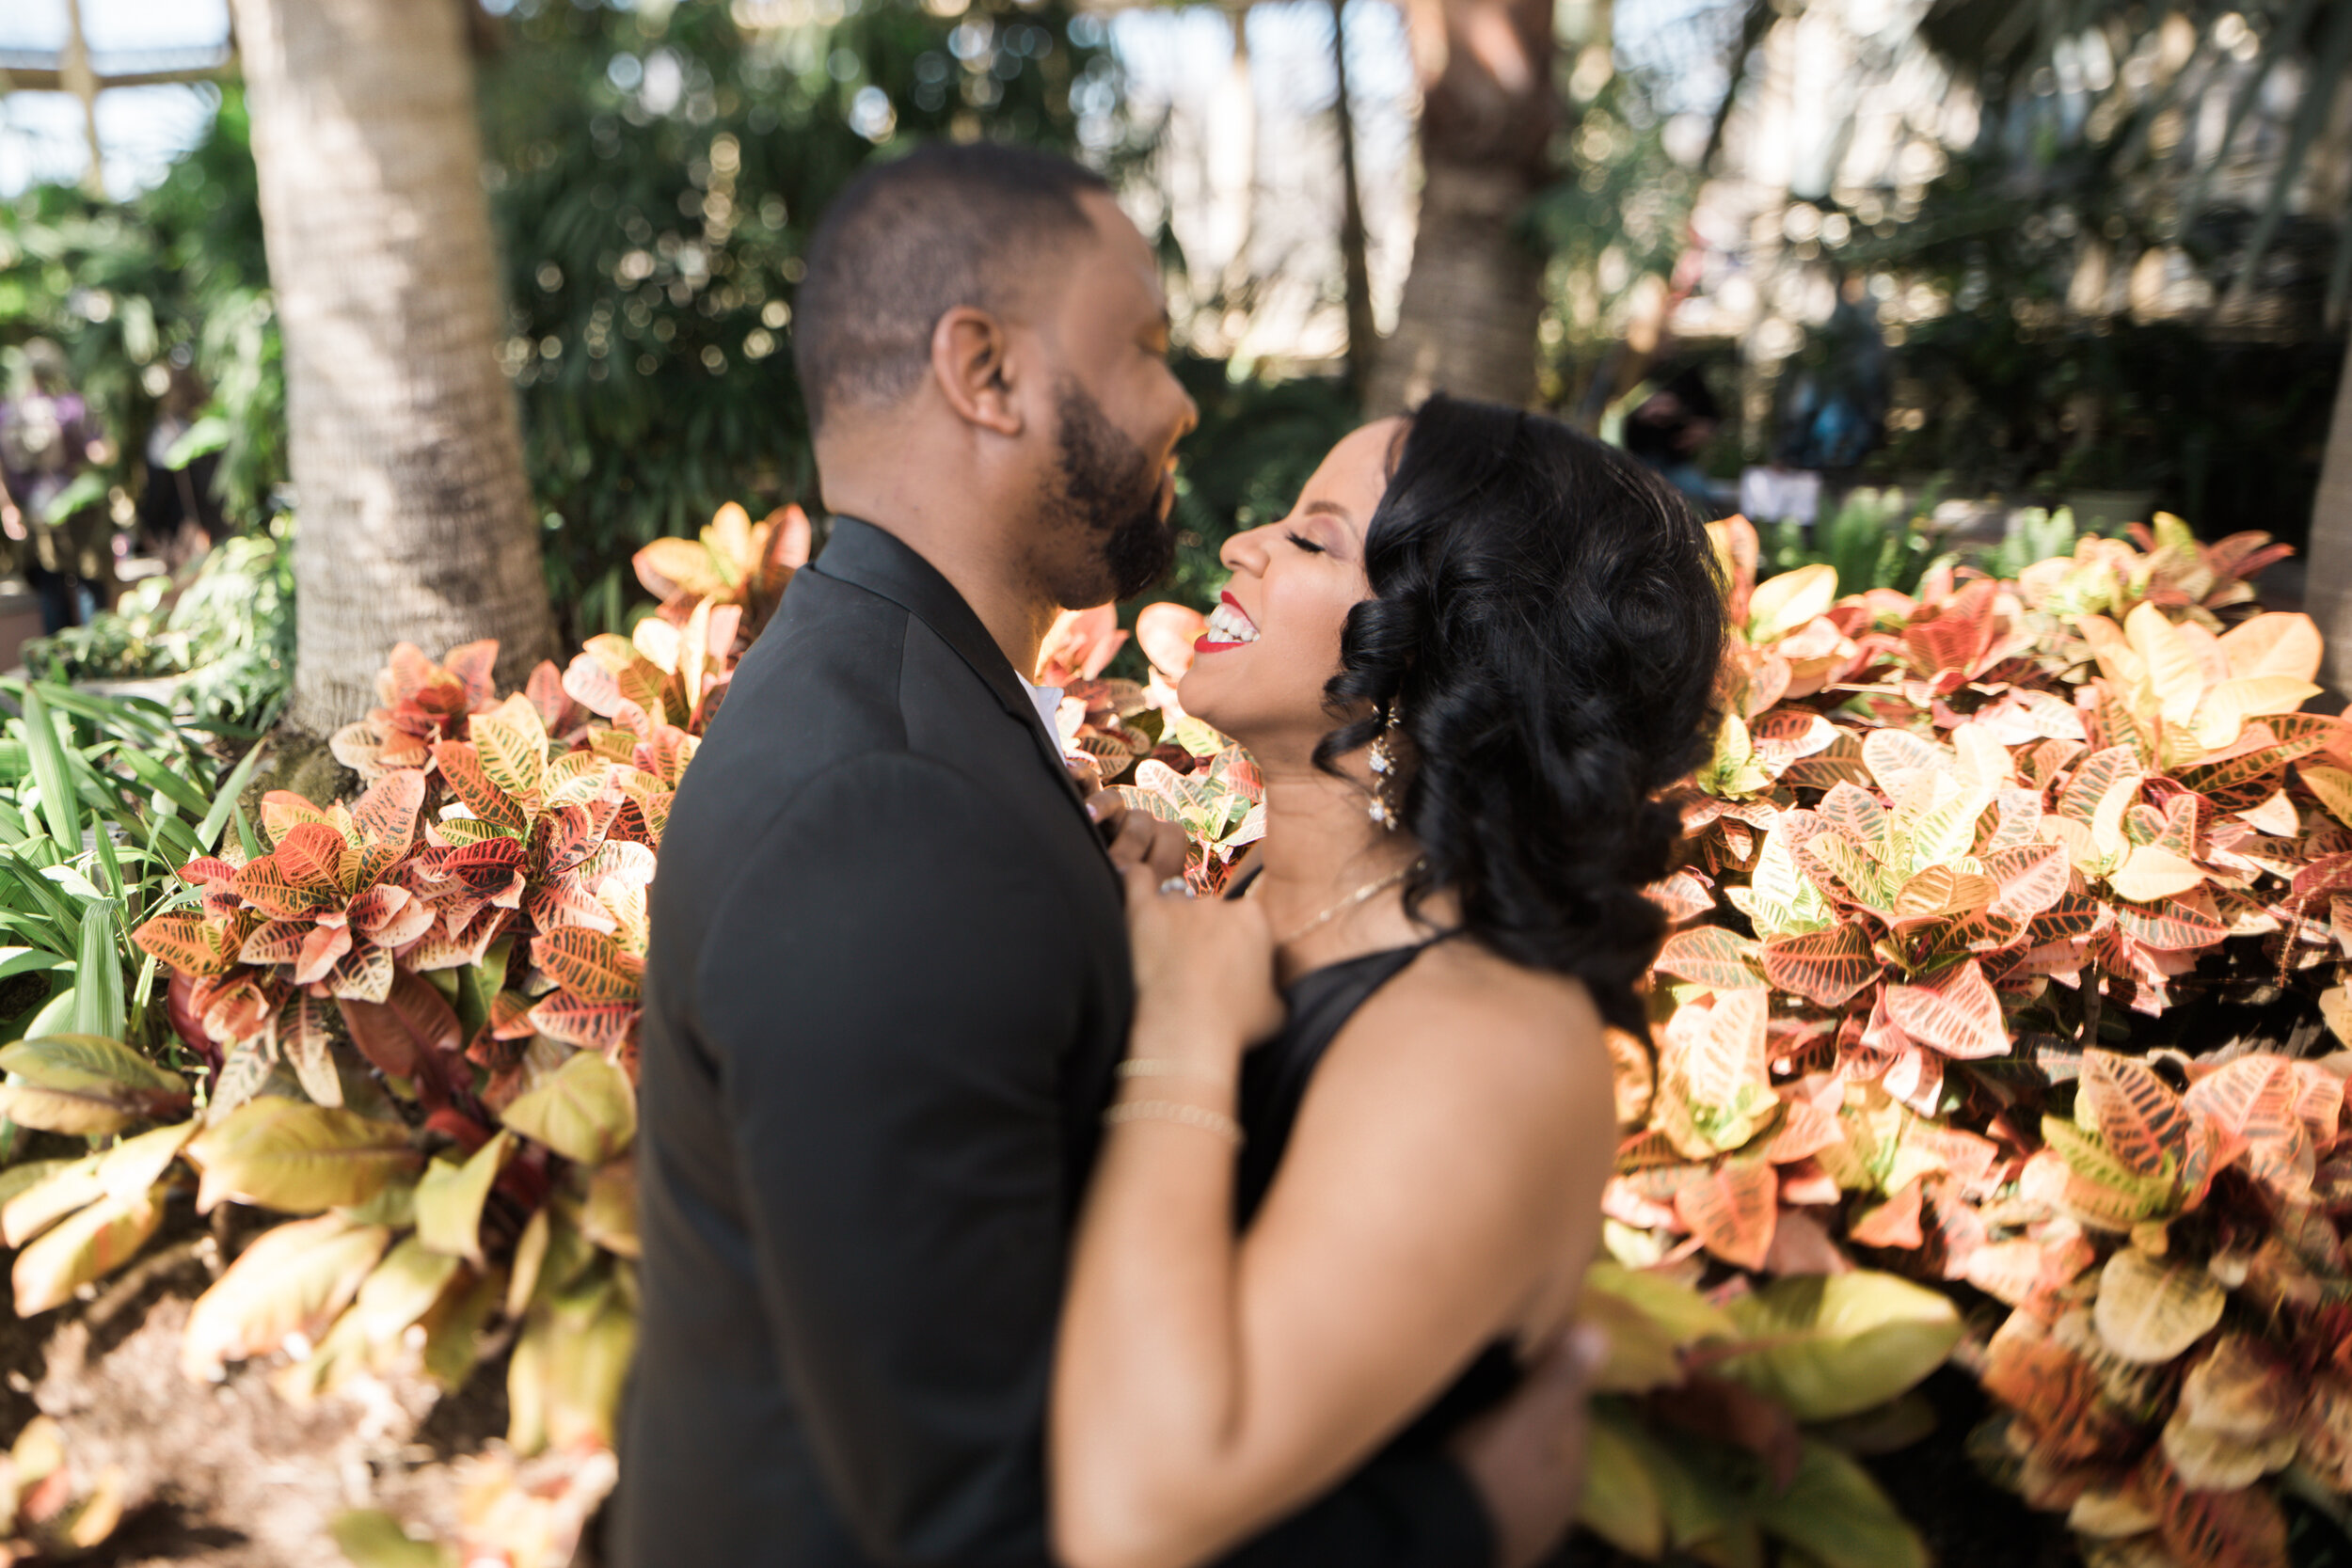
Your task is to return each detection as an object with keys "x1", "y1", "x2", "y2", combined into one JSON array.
[{"x1": 616, "y1": 145, "x2": 1594, "y2": 1567}]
